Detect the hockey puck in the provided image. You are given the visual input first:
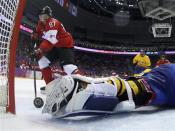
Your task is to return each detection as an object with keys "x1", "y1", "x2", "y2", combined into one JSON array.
[{"x1": 33, "y1": 97, "x2": 44, "y2": 108}]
